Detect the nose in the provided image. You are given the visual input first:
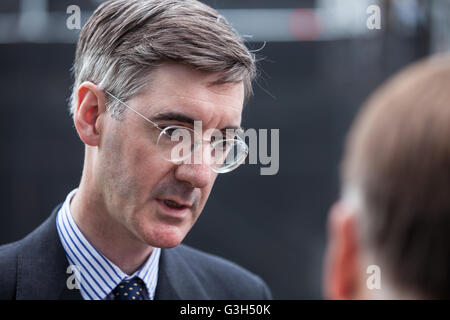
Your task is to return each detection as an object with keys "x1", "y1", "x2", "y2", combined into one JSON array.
[{"x1": 174, "y1": 142, "x2": 214, "y2": 188}]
